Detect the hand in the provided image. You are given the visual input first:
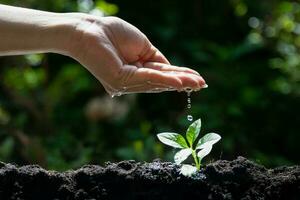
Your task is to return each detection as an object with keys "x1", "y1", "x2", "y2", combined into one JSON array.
[
  {"x1": 0, "y1": 5, "x2": 206, "y2": 96},
  {"x1": 70, "y1": 16, "x2": 207, "y2": 96}
]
